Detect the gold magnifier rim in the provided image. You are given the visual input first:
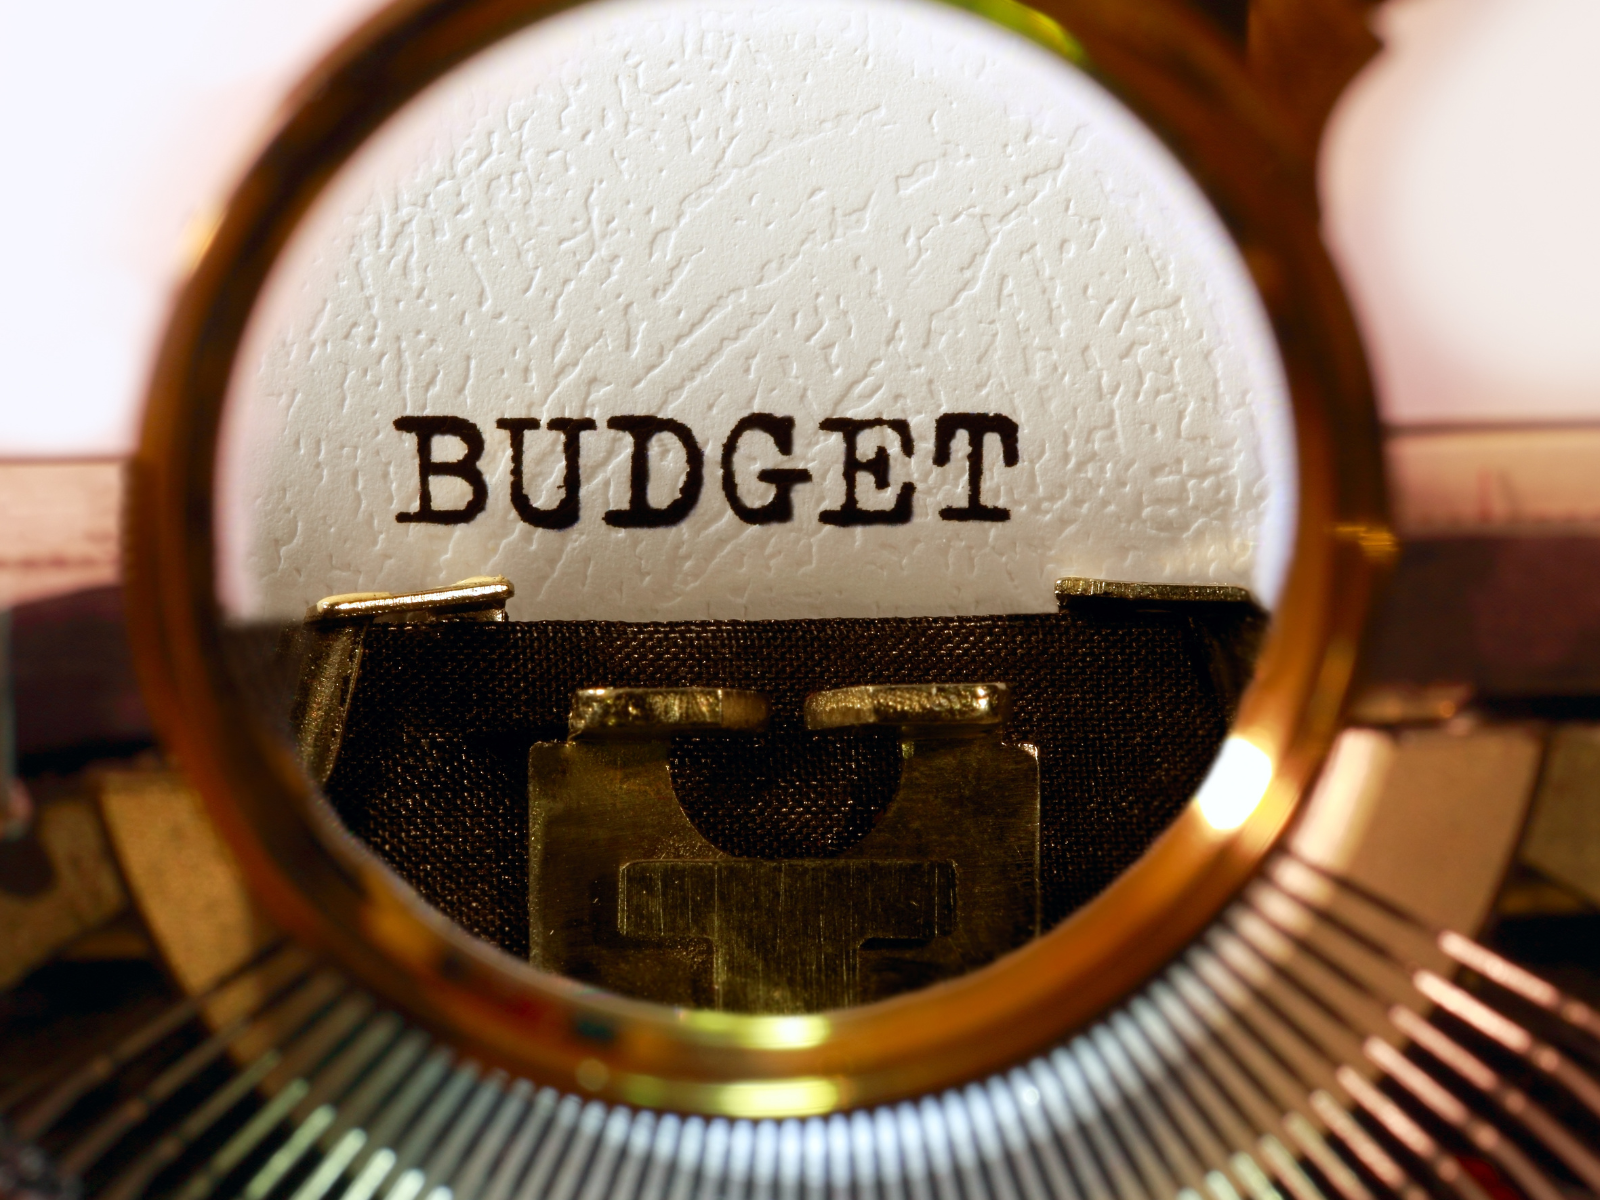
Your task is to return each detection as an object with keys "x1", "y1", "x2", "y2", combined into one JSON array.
[{"x1": 127, "y1": 0, "x2": 1390, "y2": 1117}]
